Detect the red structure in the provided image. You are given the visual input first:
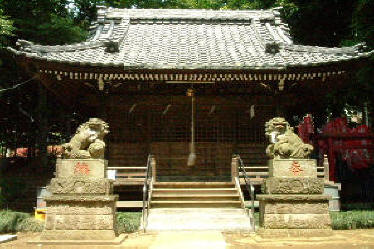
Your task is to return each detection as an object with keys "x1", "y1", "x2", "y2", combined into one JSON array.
[
  {"x1": 1, "y1": 146, "x2": 63, "y2": 158},
  {"x1": 317, "y1": 118, "x2": 374, "y2": 181},
  {"x1": 298, "y1": 114, "x2": 314, "y2": 145}
]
